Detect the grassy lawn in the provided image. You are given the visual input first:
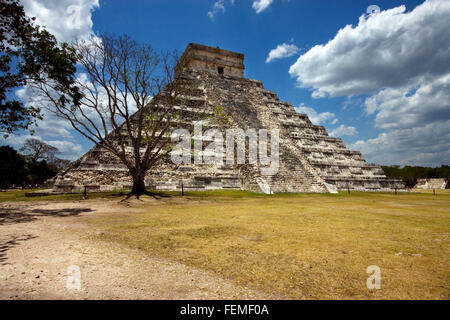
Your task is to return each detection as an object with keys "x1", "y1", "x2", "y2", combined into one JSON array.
[{"x1": 83, "y1": 190, "x2": 450, "y2": 299}]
